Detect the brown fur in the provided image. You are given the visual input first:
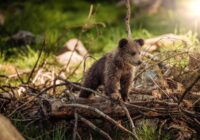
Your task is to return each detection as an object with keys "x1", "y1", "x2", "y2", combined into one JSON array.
[{"x1": 79, "y1": 38, "x2": 144, "y2": 101}]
